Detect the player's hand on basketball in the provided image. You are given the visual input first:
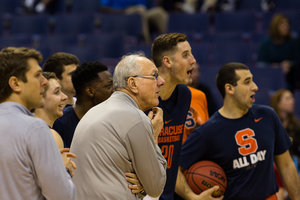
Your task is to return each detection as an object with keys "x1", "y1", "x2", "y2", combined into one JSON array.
[
  {"x1": 125, "y1": 172, "x2": 144, "y2": 194},
  {"x1": 198, "y1": 186, "x2": 224, "y2": 200},
  {"x1": 60, "y1": 148, "x2": 77, "y2": 176},
  {"x1": 148, "y1": 107, "x2": 163, "y2": 144}
]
